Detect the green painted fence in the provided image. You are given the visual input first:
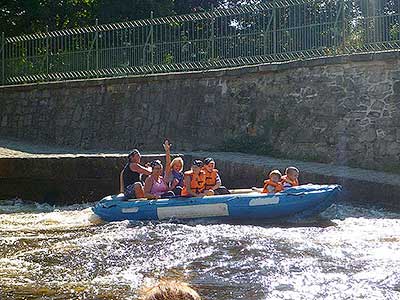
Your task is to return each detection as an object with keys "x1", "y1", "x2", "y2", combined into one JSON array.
[{"x1": 1, "y1": 0, "x2": 399, "y2": 86}]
